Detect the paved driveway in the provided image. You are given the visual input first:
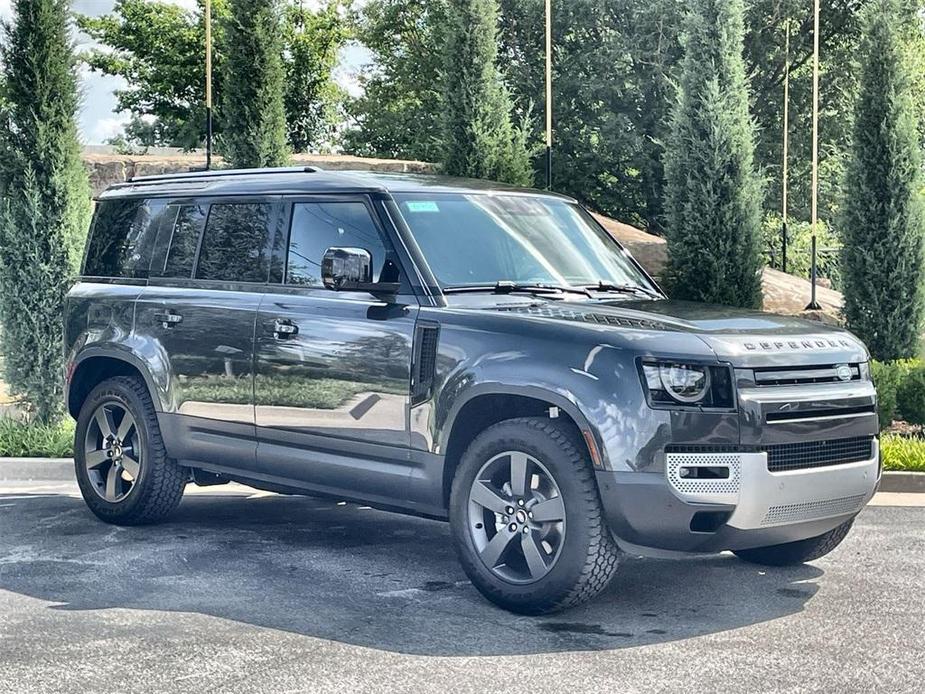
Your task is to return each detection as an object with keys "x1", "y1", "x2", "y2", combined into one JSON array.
[{"x1": 0, "y1": 477, "x2": 922, "y2": 693}]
